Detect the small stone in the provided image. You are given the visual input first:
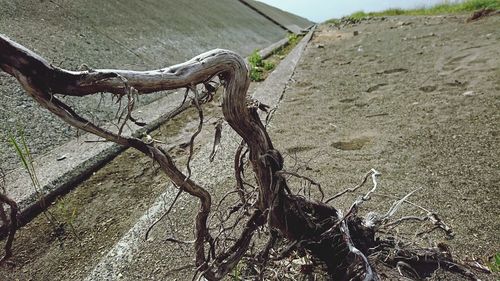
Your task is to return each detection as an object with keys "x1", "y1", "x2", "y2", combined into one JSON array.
[
  {"x1": 316, "y1": 44, "x2": 325, "y2": 49},
  {"x1": 462, "y1": 91, "x2": 475, "y2": 96},
  {"x1": 419, "y1": 85, "x2": 437, "y2": 93},
  {"x1": 57, "y1": 155, "x2": 67, "y2": 161},
  {"x1": 353, "y1": 30, "x2": 359, "y2": 36},
  {"x1": 396, "y1": 21, "x2": 411, "y2": 28}
]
